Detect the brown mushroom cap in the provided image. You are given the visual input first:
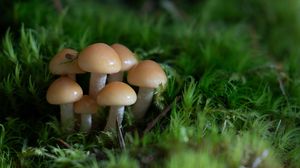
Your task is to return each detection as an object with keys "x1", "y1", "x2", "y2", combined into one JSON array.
[
  {"x1": 74, "y1": 95, "x2": 98, "y2": 114},
  {"x1": 46, "y1": 77, "x2": 83, "y2": 104},
  {"x1": 111, "y1": 43, "x2": 138, "y2": 71},
  {"x1": 49, "y1": 48, "x2": 85, "y2": 75},
  {"x1": 127, "y1": 60, "x2": 167, "y2": 88},
  {"x1": 97, "y1": 82, "x2": 137, "y2": 106},
  {"x1": 78, "y1": 43, "x2": 121, "y2": 74}
]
